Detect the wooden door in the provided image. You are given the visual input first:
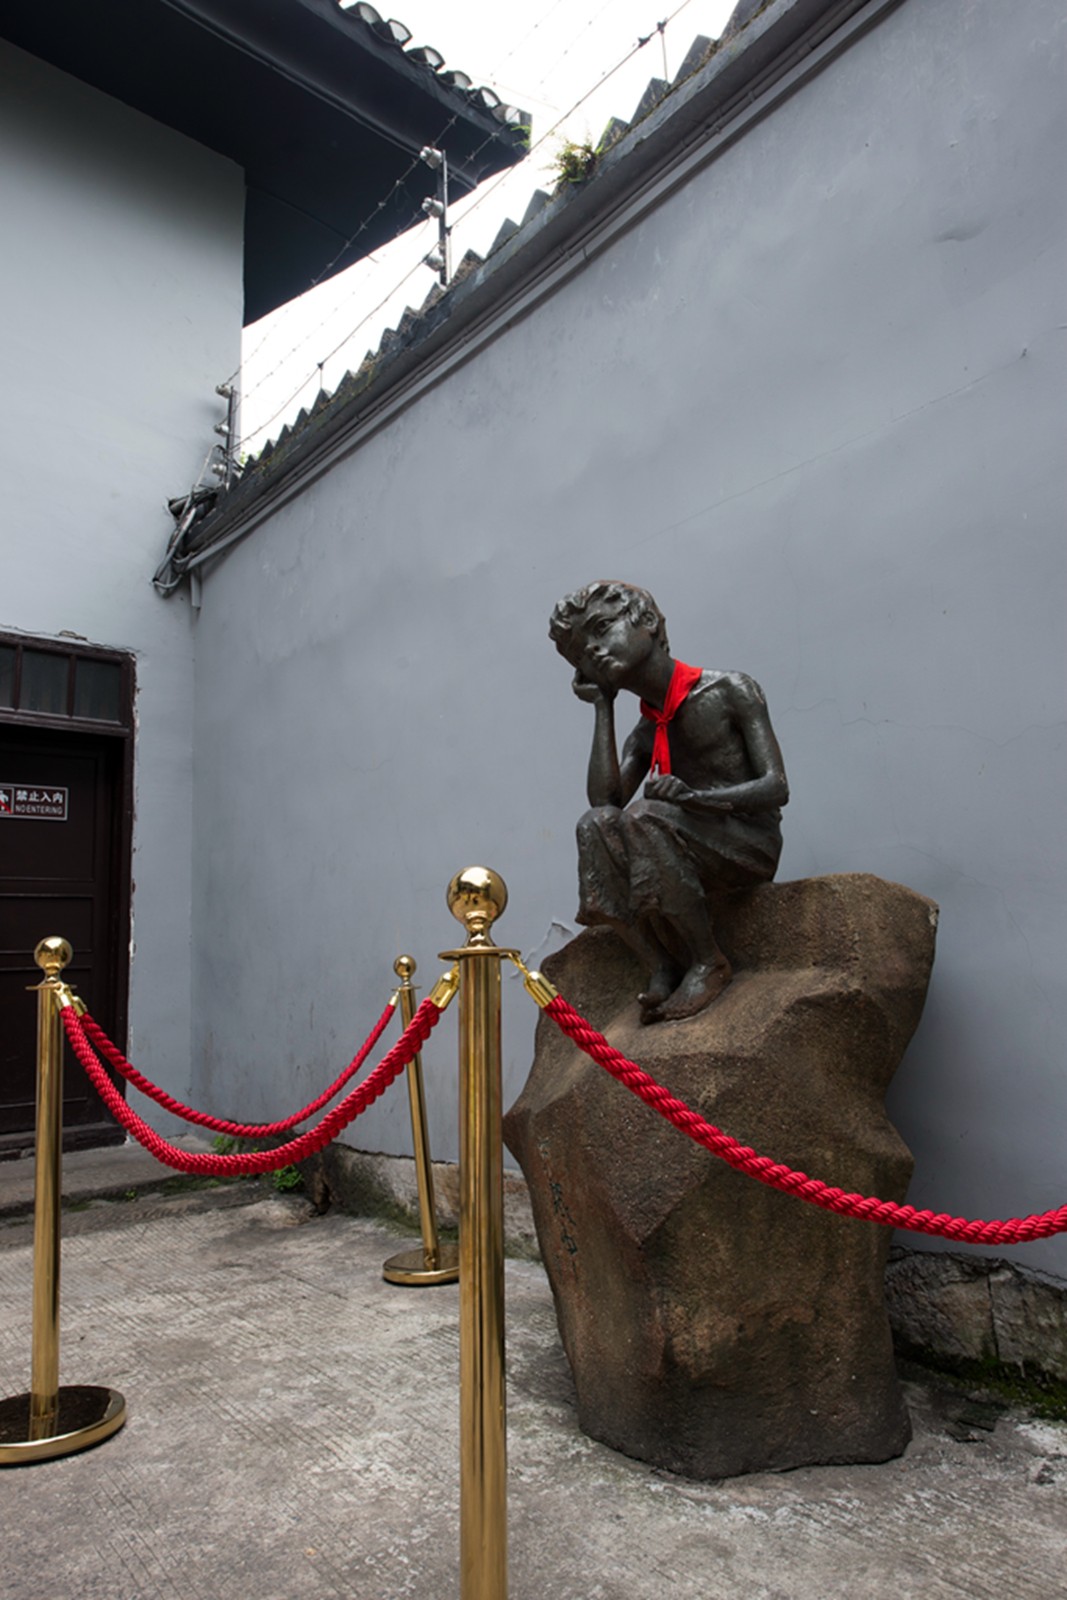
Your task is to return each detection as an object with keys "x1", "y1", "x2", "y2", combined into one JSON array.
[{"x1": 0, "y1": 725, "x2": 129, "y2": 1153}]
